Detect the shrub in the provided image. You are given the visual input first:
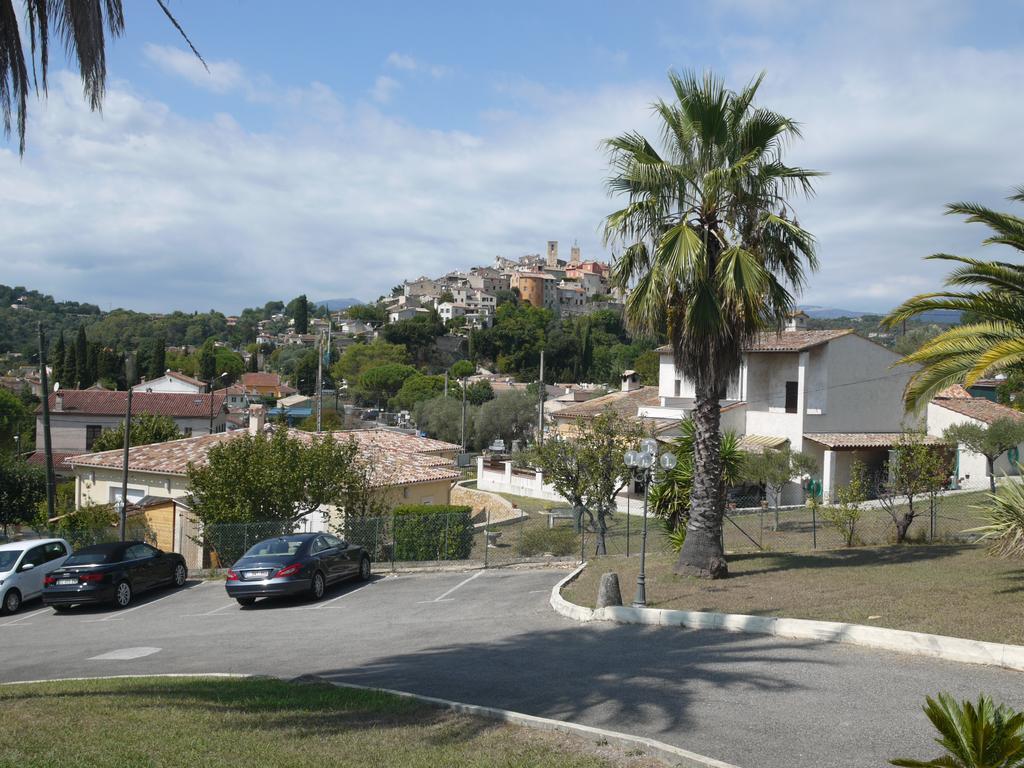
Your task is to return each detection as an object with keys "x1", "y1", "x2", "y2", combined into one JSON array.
[
  {"x1": 392, "y1": 505, "x2": 474, "y2": 561},
  {"x1": 891, "y1": 692, "x2": 1024, "y2": 768},
  {"x1": 970, "y1": 480, "x2": 1024, "y2": 558},
  {"x1": 519, "y1": 525, "x2": 578, "y2": 557},
  {"x1": 820, "y1": 460, "x2": 868, "y2": 547}
]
